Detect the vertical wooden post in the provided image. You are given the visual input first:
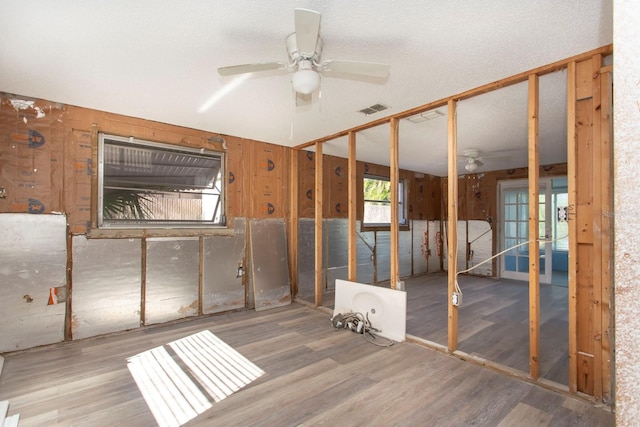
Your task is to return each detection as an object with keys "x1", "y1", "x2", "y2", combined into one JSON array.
[
  {"x1": 289, "y1": 149, "x2": 299, "y2": 297},
  {"x1": 198, "y1": 236, "x2": 204, "y2": 315},
  {"x1": 65, "y1": 227, "x2": 73, "y2": 341},
  {"x1": 140, "y1": 238, "x2": 147, "y2": 326},
  {"x1": 348, "y1": 132, "x2": 357, "y2": 282},
  {"x1": 390, "y1": 118, "x2": 400, "y2": 289},
  {"x1": 566, "y1": 61, "x2": 578, "y2": 393},
  {"x1": 447, "y1": 99, "x2": 459, "y2": 352},
  {"x1": 528, "y1": 74, "x2": 540, "y2": 380},
  {"x1": 599, "y1": 68, "x2": 613, "y2": 403},
  {"x1": 590, "y1": 54, "x2": 604, "y2": 401},
  {"x1": 314, "y1": 142, "x2": 324, "y2": 307}
]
